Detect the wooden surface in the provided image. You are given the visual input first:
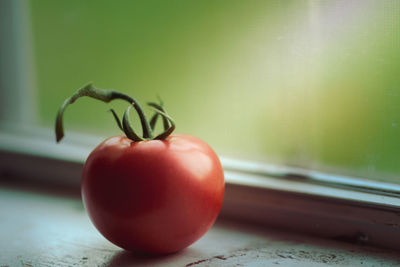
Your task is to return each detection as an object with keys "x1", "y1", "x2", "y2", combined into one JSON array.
[{"x1": 1, "y1": 183, "x2": 400, "y2": 267}]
